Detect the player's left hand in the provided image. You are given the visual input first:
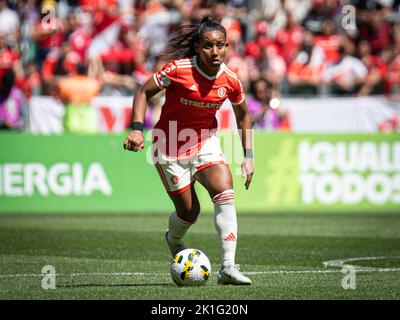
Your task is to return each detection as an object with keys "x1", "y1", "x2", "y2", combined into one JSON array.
[
  {"x1": 241, "y1": 158, "x2": 254, "y2": 190},
  {"x1": 123, "y1": 130, "x2": 145, "y2": 152}
]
